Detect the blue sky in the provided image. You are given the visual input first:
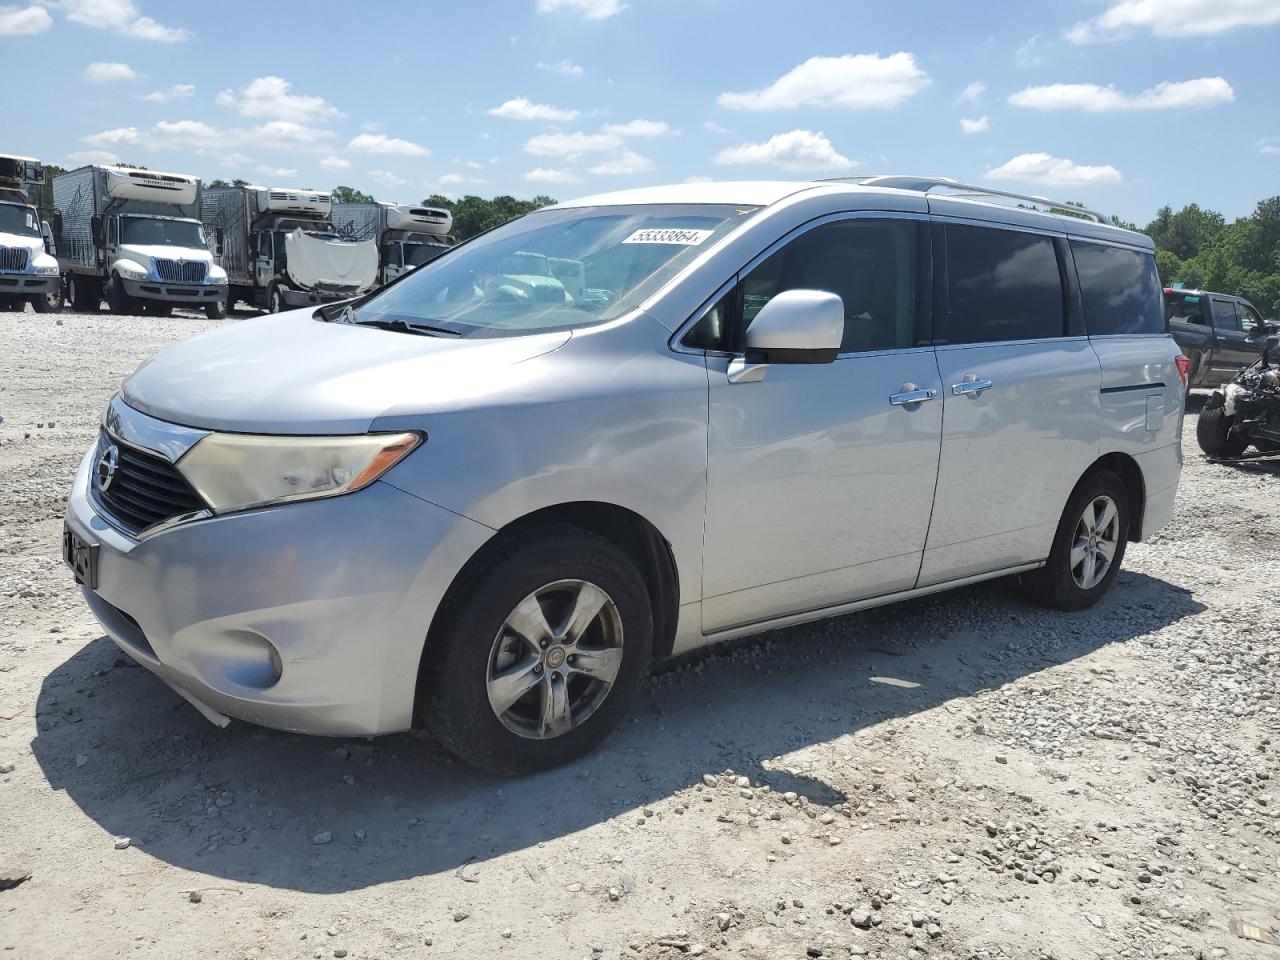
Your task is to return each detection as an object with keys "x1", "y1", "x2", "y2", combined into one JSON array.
[{"x1": 3, "y1": 0, "x2": 1279, "y2": 224}]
